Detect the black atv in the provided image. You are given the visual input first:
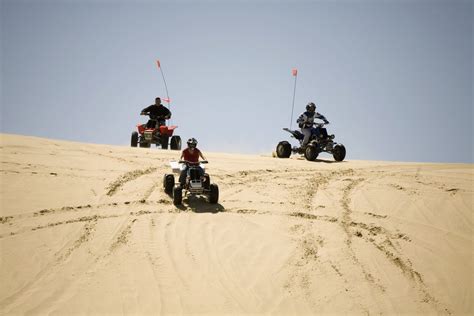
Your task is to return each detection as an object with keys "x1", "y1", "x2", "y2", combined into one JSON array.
[{"x1": 276, "y1": 123, "x2": 346, "y2": 162}]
